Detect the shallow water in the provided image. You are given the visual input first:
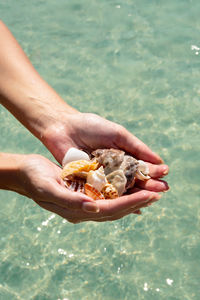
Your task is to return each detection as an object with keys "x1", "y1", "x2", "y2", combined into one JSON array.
[{"x1": 1, "y1": 0, "x2": 200, "y2": 299}]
